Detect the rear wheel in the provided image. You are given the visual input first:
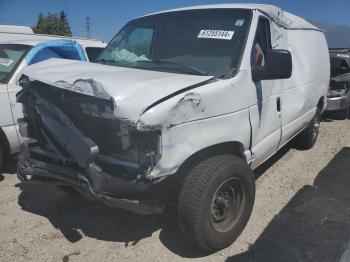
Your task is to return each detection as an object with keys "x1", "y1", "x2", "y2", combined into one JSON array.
[
  {"x1": 0, "y1": 144, "x2": 4, "y2": 172},
  {"x1": 177, "y1": 155, "x2": 255, "y2": 252},
  {"x1": 337, "y1": 107, "x2": 349, "y2": 120},
  {"x1": 293, "y1": 108, "x2": 321, "y2": 150}
]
